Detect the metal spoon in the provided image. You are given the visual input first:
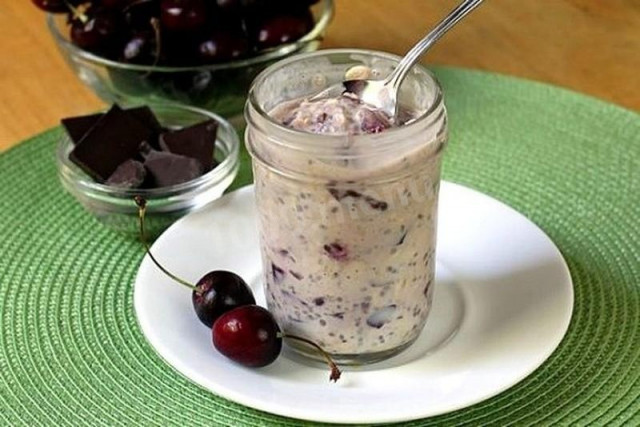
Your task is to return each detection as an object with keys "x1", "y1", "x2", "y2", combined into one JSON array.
[{"x1": 312, "y1": 0, "x2": 485, "y2": 117}]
